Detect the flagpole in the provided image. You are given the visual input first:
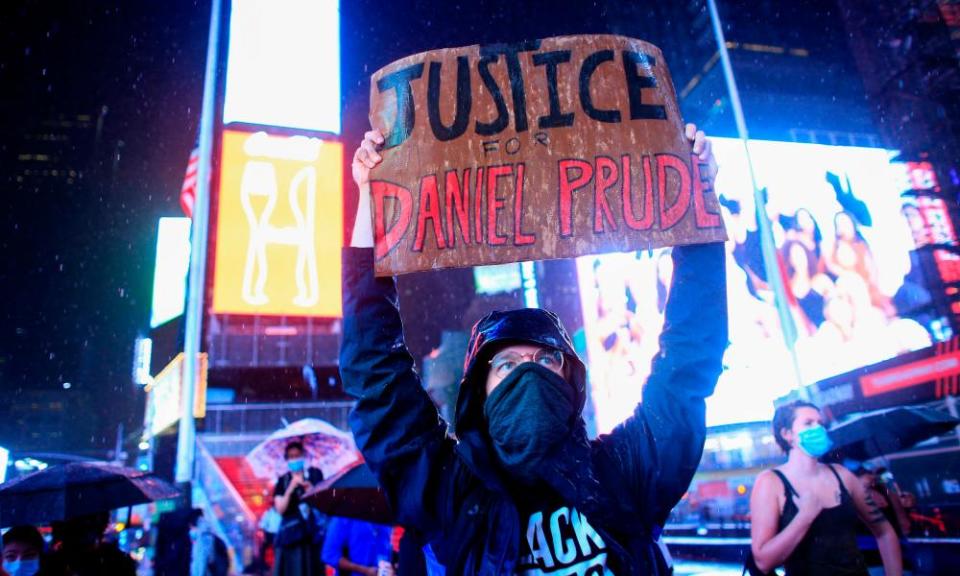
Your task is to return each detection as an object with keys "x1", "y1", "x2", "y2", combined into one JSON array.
[
  {"x1": 176, "y1": 0, "x2": 221, "y2": 484},
  {"x1": 705, "y1": 0, "x2": 805, "y2": 393}
]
